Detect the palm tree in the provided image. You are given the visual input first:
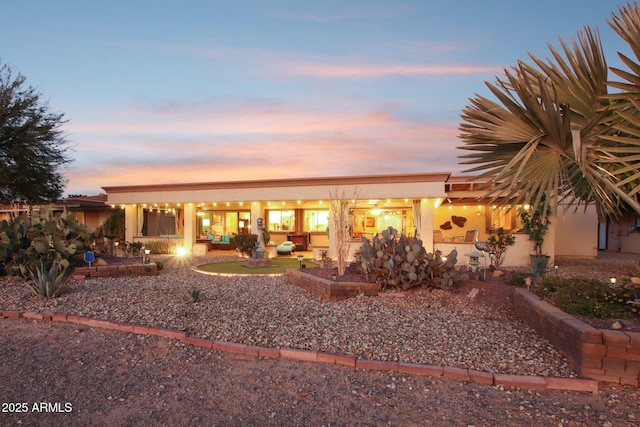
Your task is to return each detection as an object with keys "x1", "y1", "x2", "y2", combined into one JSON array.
[{"x1": 458, "y1": 2, "x2": 640, "y2": 220}]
